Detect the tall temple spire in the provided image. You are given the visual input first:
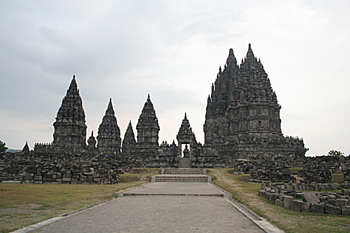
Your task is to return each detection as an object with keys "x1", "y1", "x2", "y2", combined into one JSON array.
[
  {"x1": 97, "y1": 98, "x2": 121, "y2": 155},
  {"x1": 53, "y1": 75, "x2": 87, "y2": 151},
  {"x1": 68, "y1": 75, "x2": 78, "y2": 93},
  {"x1": 136, "y1": 94, "x2": 160, "y2": 147},
  {"x1": 225, "y1": 48, "x2": 238, "y2": 70},
  {"x1": 106, "y1": 98, "x2": 114, "y2": 114},
  {"x1": 22, "y1": 141, "x2": 29, "y2": 152},
  {"x1": 244, "y1": 43, "x2": 256, "y2": 63},
  {"x1": 122, "y1": 121, "x2": 136, "y2": 154}
]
